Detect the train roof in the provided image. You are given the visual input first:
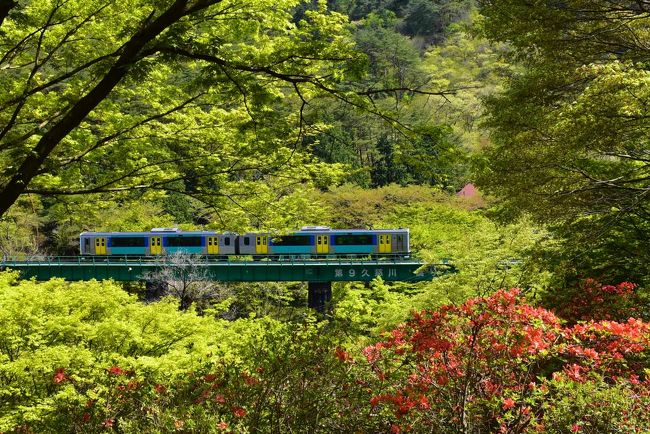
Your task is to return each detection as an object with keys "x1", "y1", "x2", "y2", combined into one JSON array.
[
  {"x1": 244, "y1": 228, "x2": 410, "y2": 235},
  {"x1": 297, "y1": 228, "x2": 408, "y2": 234},
  {"x1": 80, "y1": 231, "x2": 220, "y2": 236},
  {"x1": 80, "y1": 228, "x2": 409, "y2": 237}
]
